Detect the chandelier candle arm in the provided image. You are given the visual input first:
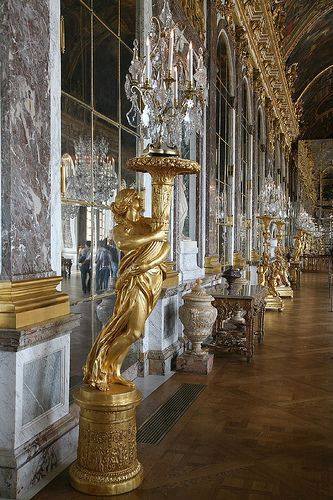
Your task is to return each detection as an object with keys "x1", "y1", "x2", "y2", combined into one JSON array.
[
  {"x1": 188, "y1": 41, "x2": 193, "y2": 85},
  {"x1": 125, "y1": 0, "x2": 207, "y2": 155},
  {"x1": 146, "y1": 36, "x2": 151, "y2": 82}
]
